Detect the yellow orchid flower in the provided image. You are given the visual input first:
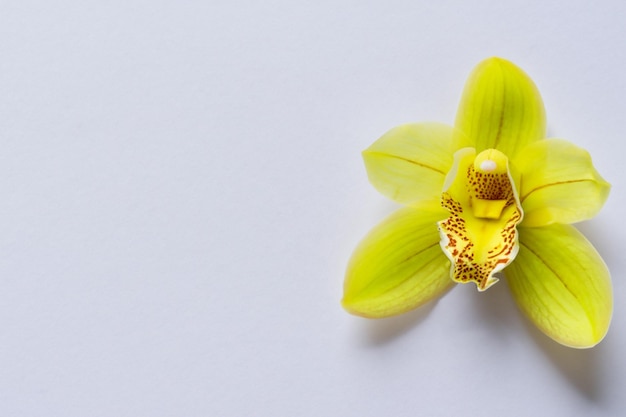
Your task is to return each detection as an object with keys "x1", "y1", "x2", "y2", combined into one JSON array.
[{"x1": 342, "y1": 57, "x2": 612, "y2": 349}]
